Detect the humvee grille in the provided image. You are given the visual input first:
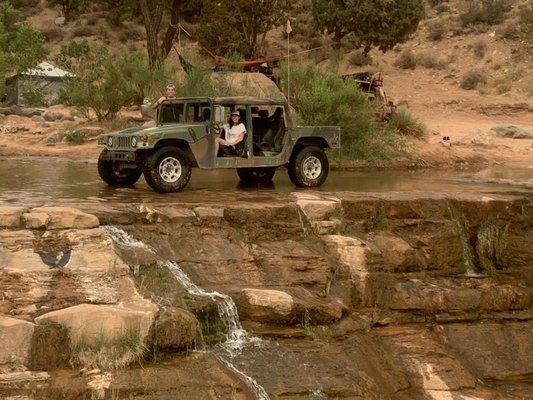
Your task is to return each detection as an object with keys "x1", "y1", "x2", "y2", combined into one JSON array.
[{"x1": 117, "y1": 137, "x2": 131, "y2": 148}]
